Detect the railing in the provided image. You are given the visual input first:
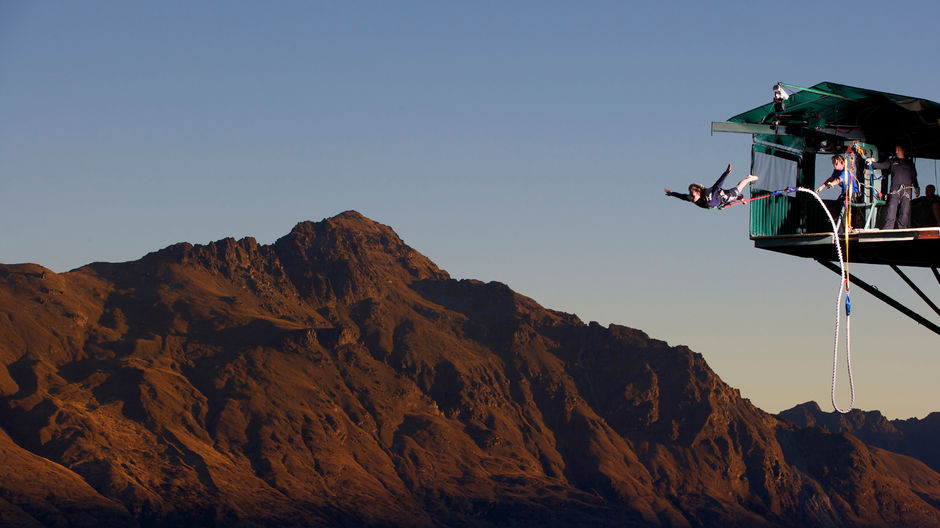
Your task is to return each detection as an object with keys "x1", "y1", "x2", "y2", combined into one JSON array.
[
  {"x1": 749, "y1": 190, "x2": 799, "y2": 237},
  {"x1": 749, "y1": 190, "x2": 856, "y2": 237}
]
